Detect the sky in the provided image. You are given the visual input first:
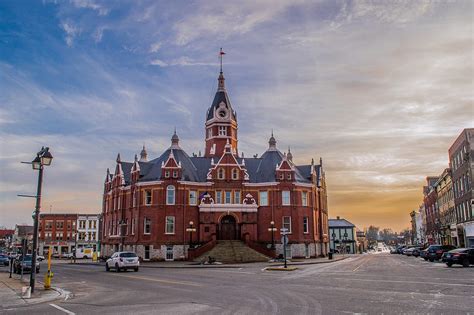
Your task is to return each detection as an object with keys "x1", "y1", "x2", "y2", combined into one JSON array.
[{"x1": 0, "y1": 0, "x2": 472, "y2": 231}]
